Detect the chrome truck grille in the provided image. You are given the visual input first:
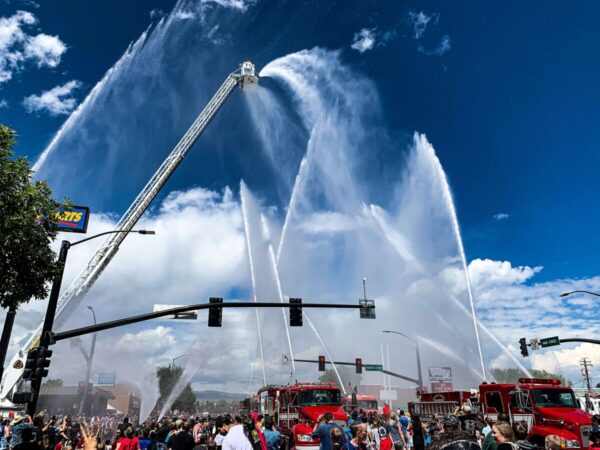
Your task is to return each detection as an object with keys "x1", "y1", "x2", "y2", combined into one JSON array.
[{"x1": 581, "y1": 425, "x2": 591, "y2": 448}]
